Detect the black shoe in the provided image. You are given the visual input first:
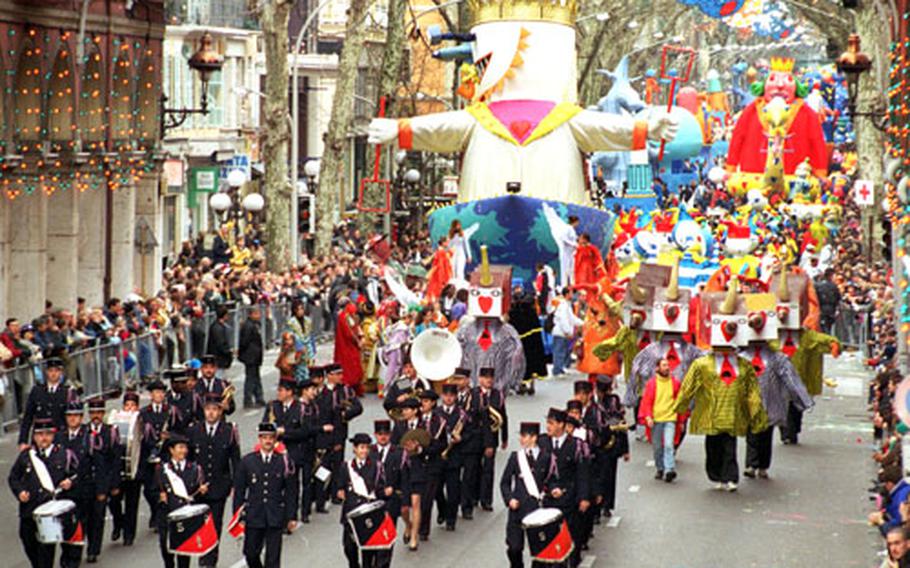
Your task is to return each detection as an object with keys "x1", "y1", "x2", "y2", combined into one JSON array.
[
  {"x1": 302, "y1": 516, "x2": 310, "y2": 524},
  {"x1": 655, "y1": 470, "x2": 664, "y2": 480},
  {"x1": 124, "y1": 536, "x2": 134, "y2": 546},
  {"x1": 331, "y1": 498, "x2": 343, "y2": 505},
  {"x1": 604, "y1": 510, "x2": 613, "y2": 518},
  {"x1": 315, "y1": 507, "x2": 329, "y2": 514},
  {"x1": 462, "y1": 510, "x2": 473, "y2": 520},
  {"x1": 419, "y1": 534, "x2": 428, "y2": 542},
  {"x1": 86, "y1": 555, "x2": 98, "y2": 564},
  {"x1": 111, "y1": 527, "x2": 121, "y2": 542},
  {"x1": 481, "y1": 504, "x2": 493, "y2": 512},
  {"x1": 581, "y1": 543, "x2": 589, "y2": 551},
  {"x1": 445, "y1": 524, "x2": 456, "y2": 531},
  {"x1": 593, "y1": 516, "x2": 601, "y2": 525},
  {"x1": 665, "y1": 470, "x2": 677, "y2": 483},
  {"x1": 437, "y1": 514, "x2": 445, "y2": 525},
  {"x1": 743, "y1": 468, "x2": 756, "y2": 479}
]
